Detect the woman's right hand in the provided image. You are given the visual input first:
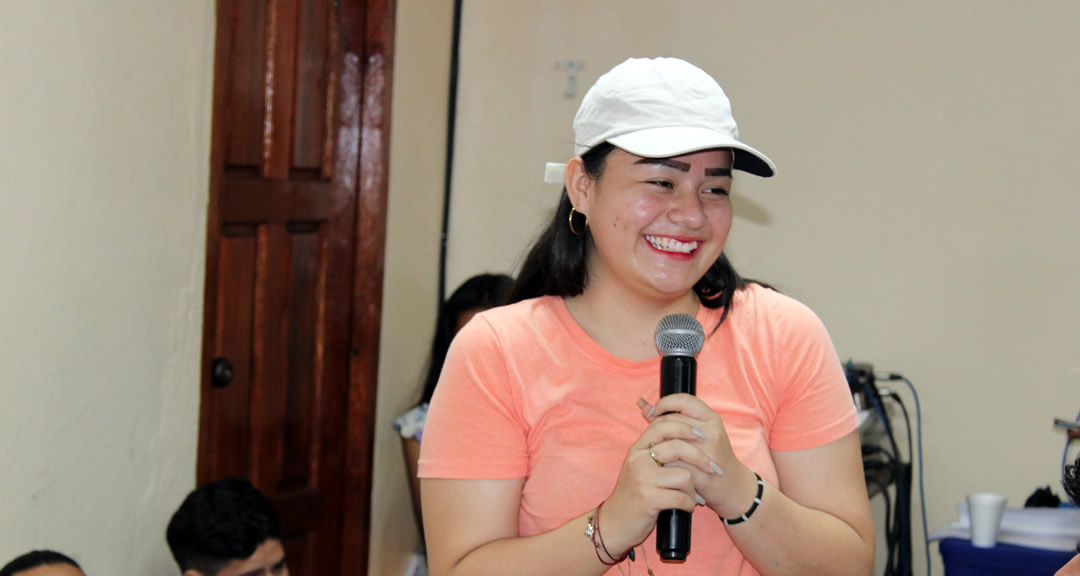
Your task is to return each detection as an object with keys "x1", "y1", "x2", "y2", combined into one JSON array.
[{"x1": 595, "y1": 400, "x2": 705, "y2": 557}]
